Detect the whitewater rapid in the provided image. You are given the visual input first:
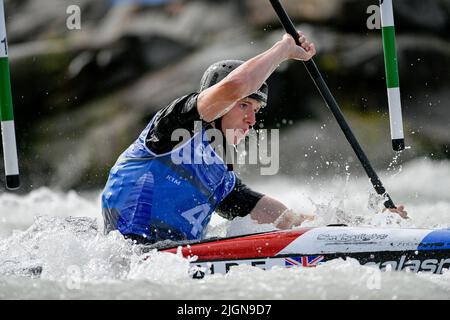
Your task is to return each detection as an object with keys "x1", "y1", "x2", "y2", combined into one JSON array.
[{"x1": 0, "y1": 157, "x2": 449, "y2": 299}]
